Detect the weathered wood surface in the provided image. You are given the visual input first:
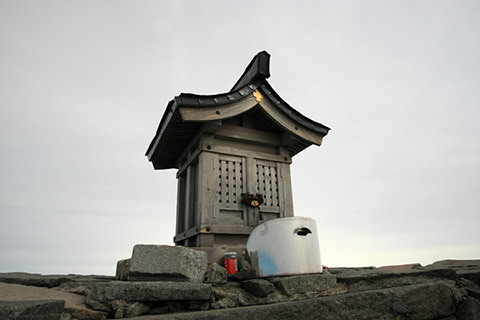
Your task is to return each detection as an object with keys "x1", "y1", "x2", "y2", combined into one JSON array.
[
  {"x1": 213, "y1": 125, "x2": 281, "y2": 147},
  {"x1": 175, "y1": 126, "x2": 295, "y2": 246},
  {"x1": 179, "y1": 94, "x2": 258, "y2": 122}
]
